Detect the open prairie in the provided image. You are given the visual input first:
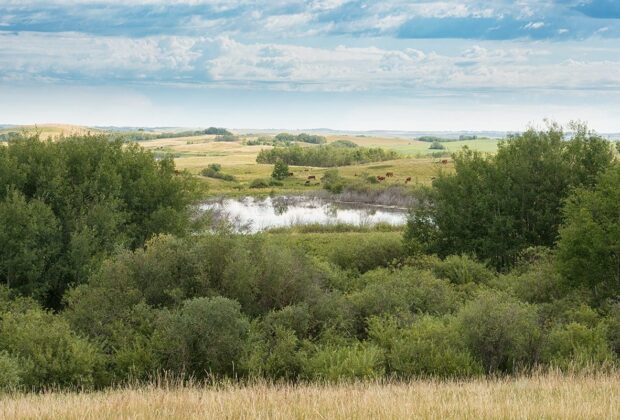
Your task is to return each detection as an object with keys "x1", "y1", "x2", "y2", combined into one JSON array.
[{"x1": 2, "y1": 373, "x2": 618, "y2": 420}]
